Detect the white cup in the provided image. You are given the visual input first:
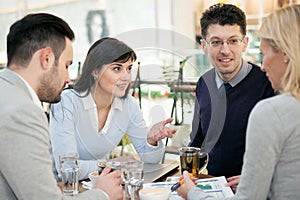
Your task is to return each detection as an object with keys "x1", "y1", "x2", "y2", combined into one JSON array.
[
  {"x1": 59, "y1": 152, "x2": 79, "y2": 195},
  {"x1": 88, "y1": 171, "x2": 99, "y2": 187},
  {"x1": 139, "y1": 187, "x2": 170, "y2": 200}
]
